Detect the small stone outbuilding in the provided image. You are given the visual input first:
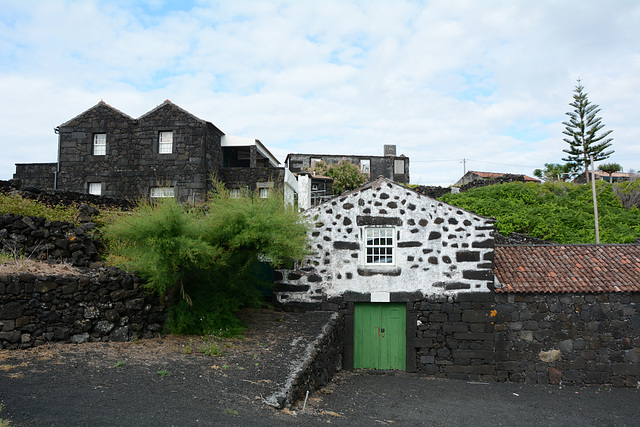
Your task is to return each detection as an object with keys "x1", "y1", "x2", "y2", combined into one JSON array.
[{"x1": 275, "y1": 177, "x2": 496, "y2": 371}]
